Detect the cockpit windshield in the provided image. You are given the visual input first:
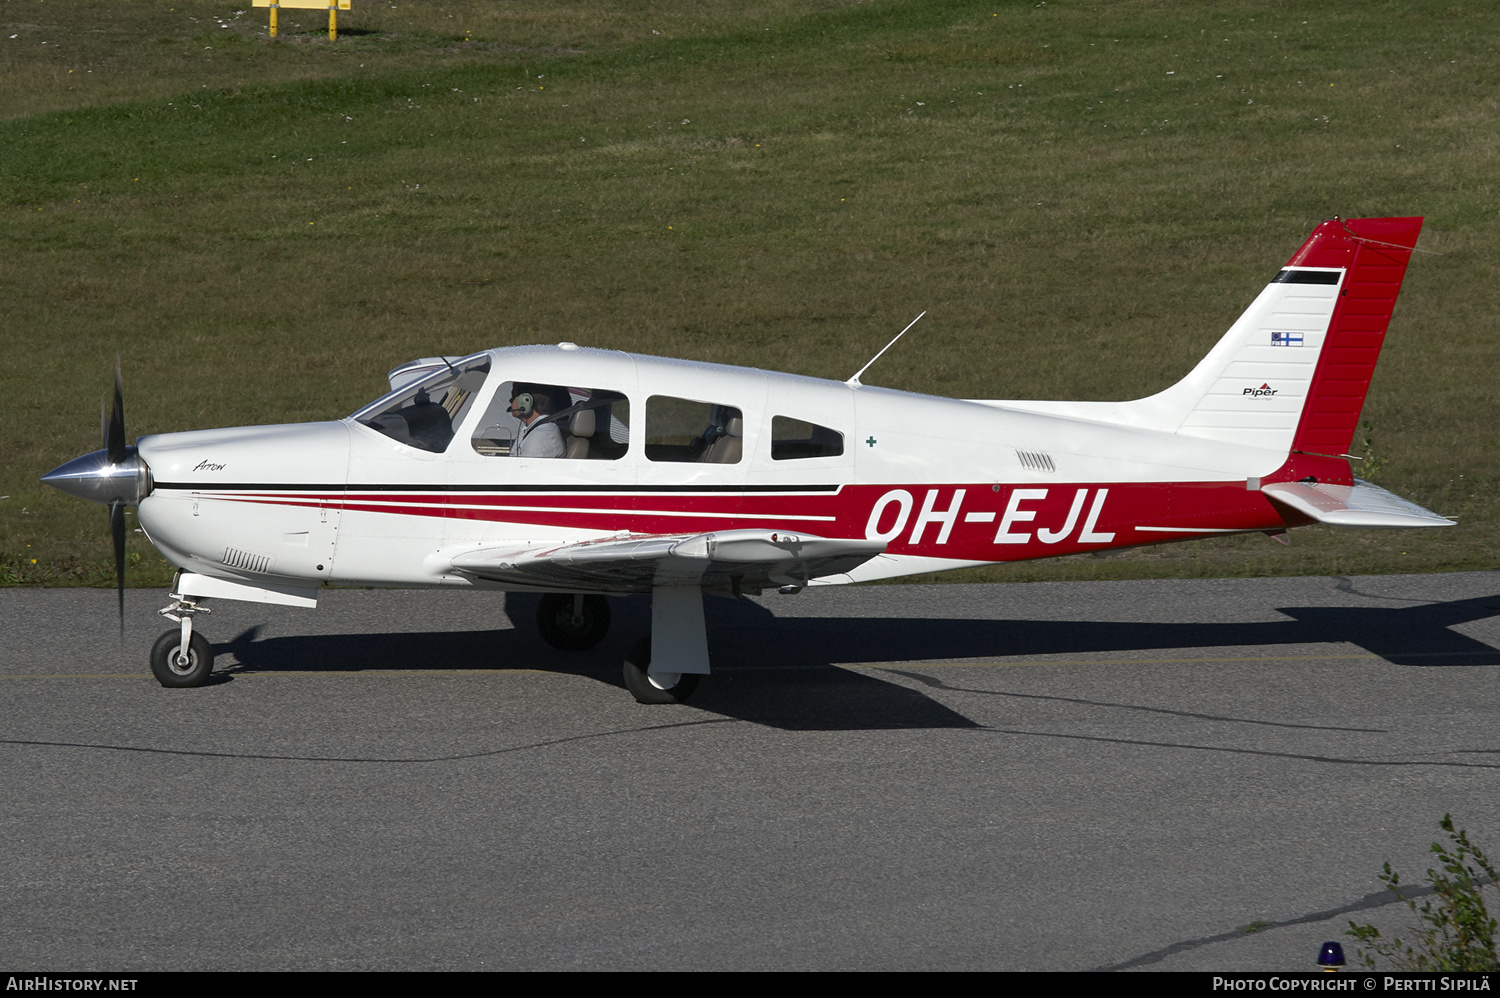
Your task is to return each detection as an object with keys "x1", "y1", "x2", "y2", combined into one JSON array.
[{"x1": 352, "y1": 355, "x2": 492, "y2": 453}]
